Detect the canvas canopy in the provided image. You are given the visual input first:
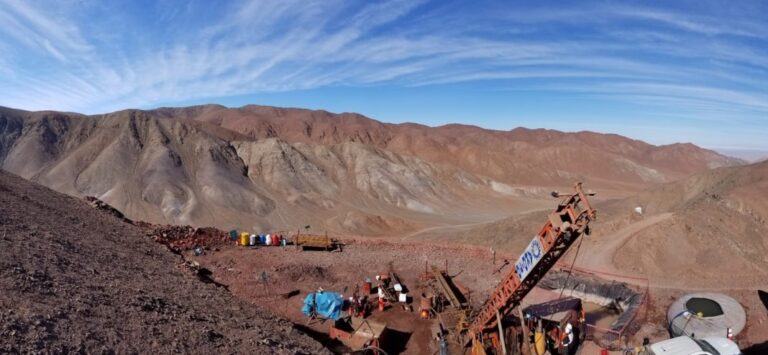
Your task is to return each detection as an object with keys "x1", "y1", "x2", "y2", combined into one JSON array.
[{"x1": 302, "y1": 291, "x2": 344, "y2": 320}]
